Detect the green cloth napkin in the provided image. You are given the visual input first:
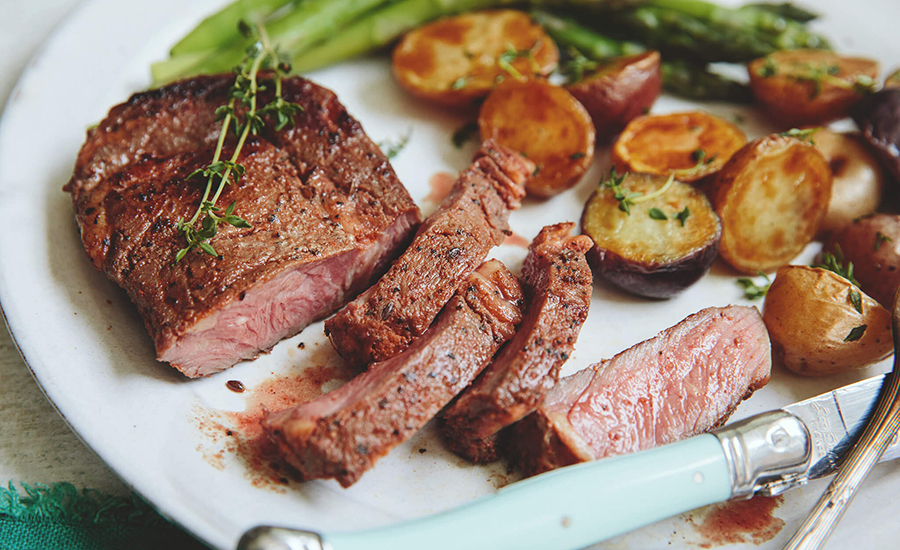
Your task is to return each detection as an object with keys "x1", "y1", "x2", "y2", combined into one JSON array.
[{"x1": 0, "y1": 482, "x2": 209, "y2": 550}]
